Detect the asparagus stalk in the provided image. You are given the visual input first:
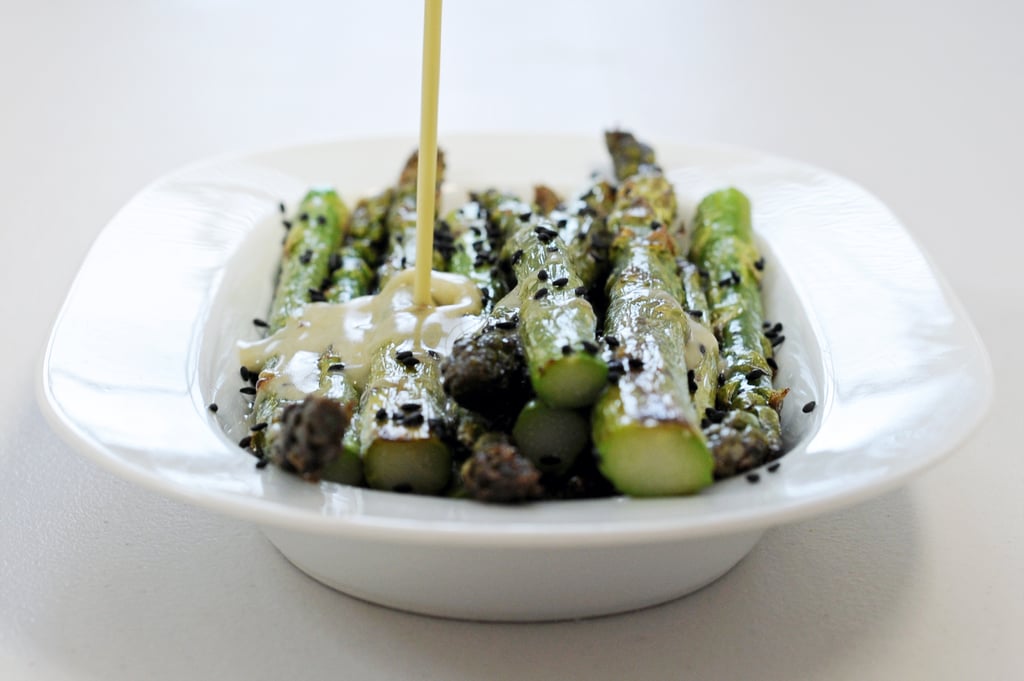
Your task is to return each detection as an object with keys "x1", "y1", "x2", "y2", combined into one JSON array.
[
  {"x1": 591, "y1": 131, "x2": 714, "y2": 496},
  {"x1": 678, "y1": 258, "x2": 721, "y2": 420},
  {"x1": 690, "y1": 188, "x2": 787, "y2": 476},
  {"x1": 247, "y1": 188, "x2": 349, "y2": 455},
  {"x1": 359, "y1": 342, "x2": 452, "y2": 494},
  {"x1": 444, "y1": 198, "x2": 508, "y2": 311},
  {"x1": 480, "y1": 192, "x2": 607, "y2": 408},
  {"x1": 512, "y1": 399, "x2": 590, "y2": 476},
  {"x1": 268, "y1": 188, "x2": 349, "y2": 330},
  {"x1": 551, "y1": 179, "x2": 618, "y2": 288},
  {"x1": 377, "y1": 150, "x2": 447, "y2": 286}
]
